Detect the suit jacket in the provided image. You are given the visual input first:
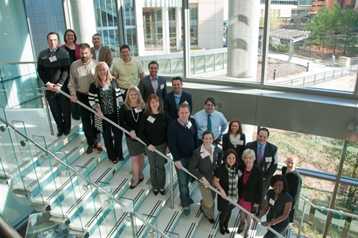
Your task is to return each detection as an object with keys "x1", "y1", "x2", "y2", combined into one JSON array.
[
  {"x1": 189, "y1": 145, "x2": 223, "y2": 182},
  {"x1": 245, "y1": 141, "x2": 278, "y2": 180},
  {"x1": 138, "y1": 75, "x2": 167, "y2": 102},
  {"x1": 91, "y1": 46, "x2": 113, "y2": 66},
  {"x1": 165, "y1": 91, "x2": 192, "y2": 120}
]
